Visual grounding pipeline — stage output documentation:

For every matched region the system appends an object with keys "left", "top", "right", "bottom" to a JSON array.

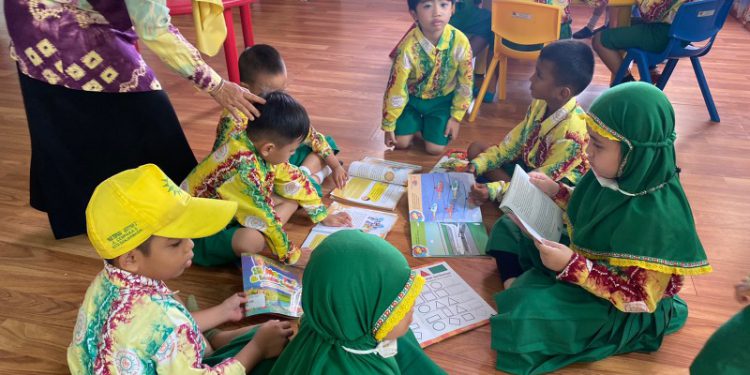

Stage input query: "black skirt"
[{"left": 18, "top": 71, "right": 198, "bottom": 239}]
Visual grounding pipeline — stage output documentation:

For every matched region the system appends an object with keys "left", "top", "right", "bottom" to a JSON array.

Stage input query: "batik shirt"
[
  {"left": 182, "top": 113, "right": 328, "bottom": 265},
  {"left": 470, "top": 98, "right": 590, "bottom": 201},
  {"left": 7, "top": 0, "right": 221, "bottom": 93},
  {"left": 595, "top": 0, "right": 690, "bottom": 23},
  {"left": 67, "top": 263, "right": 244, "bottom": 374},
  {"left": 550, "top": 184, "right": 684, "bottom": 313},
  {"left": 533, "top": 0, "right": 573, "bottom": 24},
  {"left": 382, "top": 24, "right": 473, "bottom": 131},
  {"left": 212, "top": 110, "right": 335, "bottom": 161}
]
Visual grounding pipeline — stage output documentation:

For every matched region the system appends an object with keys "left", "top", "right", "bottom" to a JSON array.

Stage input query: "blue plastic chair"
[{"left": 612, "top": 0, "right": 734, "bottom": 122}]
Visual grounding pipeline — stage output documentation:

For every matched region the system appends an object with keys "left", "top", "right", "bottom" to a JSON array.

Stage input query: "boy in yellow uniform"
[
  {"left": 215, "top": 44, "right": 348, "bottom": 195},
  {"left": 68, "top": 164, "right": 293, "bottom": 374},
  {"left": 468, "top": 40, "right": 594, "bottom": 204},
  {"left": 382, "top": 0, "right": 473, "bottom": 155},
  {"left": 183, "top": 92, "right": 351, "bottom": 266}
]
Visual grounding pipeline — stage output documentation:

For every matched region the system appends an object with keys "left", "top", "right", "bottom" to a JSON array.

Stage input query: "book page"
[
  {"left": 330, "top": 176, "right": 405, "bottom": 210},
  {"left": 410, "top": 262, "right": 496, "bottom": 347},
  {"left": 499, "top": 165, "right": 563, "bottom": 242},
  {"left": 348, "top": 159, "right": 420, "bottom": 186},
  {"left": 301, "top": 203, "right": 398, "bottom": 248}
]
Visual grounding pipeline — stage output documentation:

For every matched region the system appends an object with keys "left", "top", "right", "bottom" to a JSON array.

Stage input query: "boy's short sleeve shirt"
[{"left": 67, "top": 264, "right": 245, "bottom": 374}]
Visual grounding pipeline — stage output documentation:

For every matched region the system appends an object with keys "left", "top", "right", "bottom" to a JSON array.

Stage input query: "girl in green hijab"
[
  {"left": 269, "top": 229, "right": 446, "bottom": 375},
  {"left": 489, "top": 82, "right": 711, "bottom": 374}
]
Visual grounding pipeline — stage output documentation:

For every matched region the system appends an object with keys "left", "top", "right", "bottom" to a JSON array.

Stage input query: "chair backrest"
[
  {"left": 669, "top": 0, "right": 731, "bottom": 42},
  {"left": 491, "top": 0, "right": 561, "bottom": 59}
]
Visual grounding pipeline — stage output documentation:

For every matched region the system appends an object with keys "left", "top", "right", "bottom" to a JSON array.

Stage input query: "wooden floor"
[{"left": 1, "top": 1, "right": 749, "bottom": 373}]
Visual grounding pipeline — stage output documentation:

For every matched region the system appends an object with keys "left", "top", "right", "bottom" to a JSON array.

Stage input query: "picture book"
[
  {"left": 499, "top": 165, "right": 564, "bottom": 242},
  {"left": 301, "top": 202, "right": 398, "bottom": 249},
  {"left": 241, "top": 254, "right": 303, "bottom": 318},
  {"left": 407, "top": 172, "right": 488, "bottom": 257},
  {"left": 430, "top": 148, "right": 470, "bottom": 173},
  {"left": 410, "top": 262, "right": 497, "bottom": 347},
  {"left": 331, "top": 157, "right": 422, "bottom": 210}
]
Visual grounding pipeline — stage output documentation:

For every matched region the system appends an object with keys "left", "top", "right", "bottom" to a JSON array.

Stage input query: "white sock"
[
  {"left": 299, "top": 166, "right": 312, "bottom": 176},
  {"left": 313, "top": 166, "right": 332, "bottom": 183}
]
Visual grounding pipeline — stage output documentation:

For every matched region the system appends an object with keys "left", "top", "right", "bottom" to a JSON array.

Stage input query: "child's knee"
[
  {"left": 424, "top": 142, "right": 446, "bottom": 155},
  {"left": 468, "top": 141, "right": 489, "bottom": 159},
  {"left": 394, "top": 135, "right": 413, "bottom": 150},
  {"left": 232, "top": 228, "right": 265, "bottom": 255}
]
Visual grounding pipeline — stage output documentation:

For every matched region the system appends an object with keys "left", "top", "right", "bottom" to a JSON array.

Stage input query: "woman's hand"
[{"left": 210, "top": 80, "right": 266, "bottom": 122}]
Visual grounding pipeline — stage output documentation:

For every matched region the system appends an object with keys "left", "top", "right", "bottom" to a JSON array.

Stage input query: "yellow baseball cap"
[{"left": 86, "top": 164, "right": 238, "bottom": 259}]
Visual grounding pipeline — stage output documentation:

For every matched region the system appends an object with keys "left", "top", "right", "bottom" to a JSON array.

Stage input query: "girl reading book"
[{"left": 488, "top": 82, "right": 712, "bottom": 374}]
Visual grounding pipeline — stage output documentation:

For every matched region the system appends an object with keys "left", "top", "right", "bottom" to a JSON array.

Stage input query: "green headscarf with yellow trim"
[
  {"left": 269, "top": 230, "right": 425, "bottom": 374},
  {"left": 567, "top": 82, "right": 711, "bottom": 275}
]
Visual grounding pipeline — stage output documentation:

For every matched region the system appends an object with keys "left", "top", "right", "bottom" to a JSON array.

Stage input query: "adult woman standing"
[{"left": 5, "top": 0, "right": 263, "bottom": 239}]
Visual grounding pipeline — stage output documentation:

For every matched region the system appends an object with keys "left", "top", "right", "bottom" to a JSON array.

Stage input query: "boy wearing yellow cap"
[{"left": 67, "top": 164, "right": 294, "bottom": 374}]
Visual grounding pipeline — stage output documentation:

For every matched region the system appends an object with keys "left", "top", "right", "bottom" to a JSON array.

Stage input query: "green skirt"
[
  {"left": 204, "top": 327, "right": 445, "bottom": 375},
  {"left": 490, "top": 231, "right": 688, "bottom": 375},
  {"left": 690, "top": 305, "right": 750, "bottom": 375}
]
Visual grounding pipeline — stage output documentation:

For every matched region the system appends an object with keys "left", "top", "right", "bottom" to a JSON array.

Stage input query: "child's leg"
[
  {"left": 393, "top": 99, "right": 423, "bottom": 150},
  {"left": 421, "top": 95, "right": 454, "bottom": 155},
  {"left": 229, "top": 195, "right": 299, "bottom": 257},
  {"left": 587, "top": 3, "right": 606, "bottom": 29},
  {"left": 193, "top": 225, "right": 253, "bottom": 266},
  {"left": 271, "top": 194, "right": 299, "bottom": 224}
]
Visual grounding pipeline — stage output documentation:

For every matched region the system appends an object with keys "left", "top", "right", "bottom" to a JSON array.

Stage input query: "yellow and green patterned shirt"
[
  {"left": 181, "top": 113, "right": 328, "bottom": 265},
  {"left": 68, "top": 263, "right": 244, "bottom": 374},
  {"left": 382, "top": 24, "right": 474, "bottom": 131},
  {"left": 471, "top": 98, "right": 590, "bottom": 201}
]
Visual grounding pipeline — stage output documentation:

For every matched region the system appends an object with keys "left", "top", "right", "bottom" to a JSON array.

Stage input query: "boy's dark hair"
[
  {"left": 539, "top": 40, "right": 595, "bottom": 96},
  {"left": 246, "top": 91, "right": 309, "bottom": 145},
  {"left": 408, "top": 0, "right": 456, "bottom": 11},
  {"left": 238, "top": 44, "right": 285, "bottom": 85}
]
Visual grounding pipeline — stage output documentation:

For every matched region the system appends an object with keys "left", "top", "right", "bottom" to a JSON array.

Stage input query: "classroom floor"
[{"left": 1, "top": 1, "right": 749, "bottom": 374}]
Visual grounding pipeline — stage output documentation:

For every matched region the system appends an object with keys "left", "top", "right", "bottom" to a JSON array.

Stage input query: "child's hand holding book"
[
  {"left": 469, "top": 183, "right": 489, "bottom": 206},
  {"left": 322, "top": 211, "right": 353, "bottom": 227},
  {"left": 528, "top": 172, "right": 560, "bottom": 197}
]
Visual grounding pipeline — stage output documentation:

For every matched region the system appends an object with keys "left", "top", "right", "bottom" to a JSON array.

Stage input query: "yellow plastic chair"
[{"left": 469, "top": 0, "right": 561, "bottom": 122}]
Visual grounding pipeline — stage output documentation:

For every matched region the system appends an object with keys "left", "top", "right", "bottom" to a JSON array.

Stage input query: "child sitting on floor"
[
  {"left": 467, "top": 39, "right": 593, "bottom": 207},
  {"left": 67, "top": 164, "right": 293, "bottom": 374},
  {"left": 489, "top": 83, "right": 712, "bottom": 374},
  {"left": 382, "top": 0, "right": 473, "bottom": 155},
  {"left": 214, "top": 44, "right": 348, "bottom": 195},
  {"left": 268, "top": 230, "right": 446, "bottom": 375},
  {"left": 182, "top": 92, "right": 352, "bottom": 267}
]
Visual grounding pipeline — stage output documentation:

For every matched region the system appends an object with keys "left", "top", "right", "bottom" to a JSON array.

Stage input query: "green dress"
[
  {"left": 690, "top": 305, "right": 750, "bottom": 375},
  {"left": 490, "top": 82, "right": 711, "bottom": 374}
]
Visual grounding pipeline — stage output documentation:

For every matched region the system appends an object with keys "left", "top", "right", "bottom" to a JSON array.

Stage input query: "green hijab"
[
  {"left": 269, "top": 230, "right": 425, "bottom": 374},
  {"left": 567, "top": 82, "right": 711, "bottom": 275}
]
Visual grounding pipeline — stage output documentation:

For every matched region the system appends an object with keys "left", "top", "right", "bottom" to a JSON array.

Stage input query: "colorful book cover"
[
  {"left": 407, "top": 172, "right": 488, "bottom": 257},
  {"left": 430, "top": 148, "right": 470, "bottom": 173},
  {"left": 410, "top": 262, "right": 497, "bottom": 347},
  {"left": 241, "top": 254, "right": 303, "bottom": 318}
]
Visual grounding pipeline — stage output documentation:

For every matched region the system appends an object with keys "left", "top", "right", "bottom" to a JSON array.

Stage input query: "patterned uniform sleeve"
[
  {"left": 450, "top": 36, "right": 474, "bottom": 122},
  {"left": 154, "top": 325, "right": 245, "bottom": 374},
  {"left": 125, "top": 0, "right": 222, "bottom": 92},
  {"left": 216, "top": 170, "right": 300, "bottom": 265},
  {"left": 272, "top": 163, "right": 329, "bottom": 223},
  {"left": 470, "top": 120, "right": 526, "bottom": 176},
  {"left": 303, "top": 126, "right": 334, "bottom": 160},
  {"left": 381, "top": 48, "right": 413, "bottom": 132},
  {"left": 533, "top": 134, "right": 588, "bottom": 183},
  {"left": 557, "top": 253, "right": 684, "bottom": 313},
  {"left": 486, "top": 181, "right": 509, "bottom": 202},
  {"left": 212, "top": 113, "right": 245, "bottom": 151},
  {"left": 552, "top": 182, "right": 573, "bottom": 210}
]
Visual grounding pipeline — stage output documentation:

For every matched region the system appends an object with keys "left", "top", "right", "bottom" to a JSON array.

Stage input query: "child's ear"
[
  {"left": 558, "top": 86, "right": 573, "bottom": 101},
  {"left": 117, "top": 250, "right": 140, "bottom": 274},
  {"left": 259, "top": 142, "right": 276, "bottom": 158}
]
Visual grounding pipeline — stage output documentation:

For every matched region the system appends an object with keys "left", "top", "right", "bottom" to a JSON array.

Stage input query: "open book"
[
  {"left": 430, "top": 148, "right": 470, "bottom": 173},
  {"left": 241, "top": 254, "right": 302, "bottom": 318},
  {"left": 331, "top": 157, "right": 421, "bottom": 210},
  {"left": 407, "top": 173, "right": 488, "bottom": 257},
  {"left": 301, "top": 202, "right": 398, "bottom": 249},
  {"left": 410, "top": 262, "right": 497, "bottom": 347},
  {"left": 499, "top": 165, "right": 564, "bottom": 242}
]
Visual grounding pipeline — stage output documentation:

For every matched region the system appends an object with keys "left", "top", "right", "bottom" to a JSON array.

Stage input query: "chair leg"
[
  {"left": 612, "top": 54, "right": 633, "bottom": 86},
  {"left": 691, "top": 56, "right": 720, "bottom": 123},
  {"left": 469, "top": 54, "right": 500, "bottom": 122},
  {"left": 635, "top": 53, "right": 651, "bottom": 83},
  {"left": 498, "top": 56, "right": 508, "bottom": 101},
  {"left": 657, "top": 58, "right": 678, "bottom": 90},
  {"left": 223, "top": 9, "right": 240, "bottom": 83},
  {"left": 239, "top": 4, "right": 255, "bottom": 48}
]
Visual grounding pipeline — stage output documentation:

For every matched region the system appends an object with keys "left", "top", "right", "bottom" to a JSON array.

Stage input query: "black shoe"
[{"left": 572, "top": 27, "right": 594, "bottom": 39}]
